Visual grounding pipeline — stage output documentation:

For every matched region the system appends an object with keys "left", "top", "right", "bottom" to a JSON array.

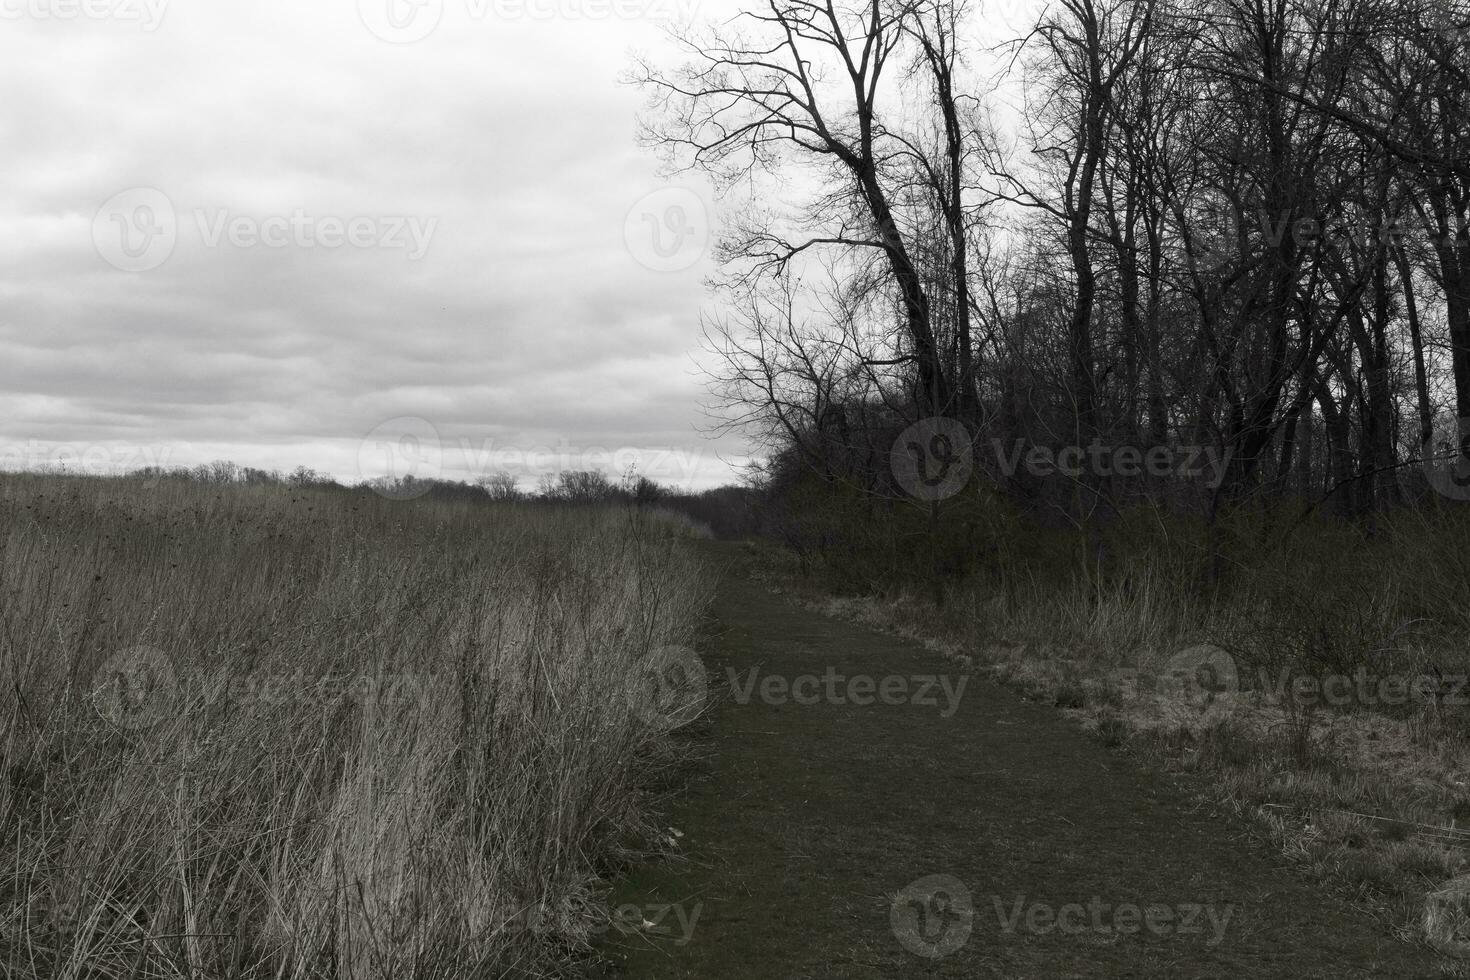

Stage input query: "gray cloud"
[{"left": 0, "top": 2, "right": 742, "bottom": 490}]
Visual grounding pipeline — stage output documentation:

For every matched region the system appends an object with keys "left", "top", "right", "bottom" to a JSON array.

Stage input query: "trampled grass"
[{"left": 0, "top": 472, "right": 711, "bottom": 978}]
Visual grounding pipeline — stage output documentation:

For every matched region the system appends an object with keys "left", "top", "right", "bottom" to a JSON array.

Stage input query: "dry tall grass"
[{"left": 0, "top": 472, "right": 711, "bottom": 979}]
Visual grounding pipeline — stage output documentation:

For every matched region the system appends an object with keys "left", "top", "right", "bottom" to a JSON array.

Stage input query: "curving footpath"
[{"left": 605, "top": 543, "right": 1446, "bottom": 979}]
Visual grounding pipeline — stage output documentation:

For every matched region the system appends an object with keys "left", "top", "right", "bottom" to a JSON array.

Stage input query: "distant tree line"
[{"left": 125, "top": 459, "right": 759, "bottom": 538}]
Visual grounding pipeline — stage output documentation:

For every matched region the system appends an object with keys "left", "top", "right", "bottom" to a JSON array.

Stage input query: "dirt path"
[{"left": 604, "top": 543, "right": 1446, "bottom": 979}]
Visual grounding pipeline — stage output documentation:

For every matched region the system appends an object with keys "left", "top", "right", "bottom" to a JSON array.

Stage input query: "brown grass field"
[{"left": 0, "top": 472, "right": 710, "bottom": 979}]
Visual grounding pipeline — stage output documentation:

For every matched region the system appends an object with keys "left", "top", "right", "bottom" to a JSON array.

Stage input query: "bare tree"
[{"left": 634, "top": 0, "right": 992, "bottom": 418}]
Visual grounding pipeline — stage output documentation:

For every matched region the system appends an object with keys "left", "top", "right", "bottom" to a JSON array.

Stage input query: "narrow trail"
[{"left": 606, "top": 543, "right": 1445, "bottom": 979}]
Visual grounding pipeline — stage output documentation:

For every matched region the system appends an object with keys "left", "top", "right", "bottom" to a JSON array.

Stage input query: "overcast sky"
[{"left": 1, "top": 0, "right": 738, "bottom": 491}]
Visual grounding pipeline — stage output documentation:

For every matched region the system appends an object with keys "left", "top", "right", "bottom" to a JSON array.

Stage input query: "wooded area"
[{"left": 635, "top": 0, "right": 1470, "bottom": 585}]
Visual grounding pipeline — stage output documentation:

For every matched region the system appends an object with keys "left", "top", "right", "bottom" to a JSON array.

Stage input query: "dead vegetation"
[{"left": 0, "top": 471, "right": 711, "bottom": 979}]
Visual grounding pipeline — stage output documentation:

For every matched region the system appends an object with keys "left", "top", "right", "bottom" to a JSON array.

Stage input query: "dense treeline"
[{"left": 635, "top": 0, "right": 1470, "bottom": 584}]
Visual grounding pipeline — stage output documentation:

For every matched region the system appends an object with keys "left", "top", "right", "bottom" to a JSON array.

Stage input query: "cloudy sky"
[{"left": 0, "top": 0, "right": 736, "bottom": 491}]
